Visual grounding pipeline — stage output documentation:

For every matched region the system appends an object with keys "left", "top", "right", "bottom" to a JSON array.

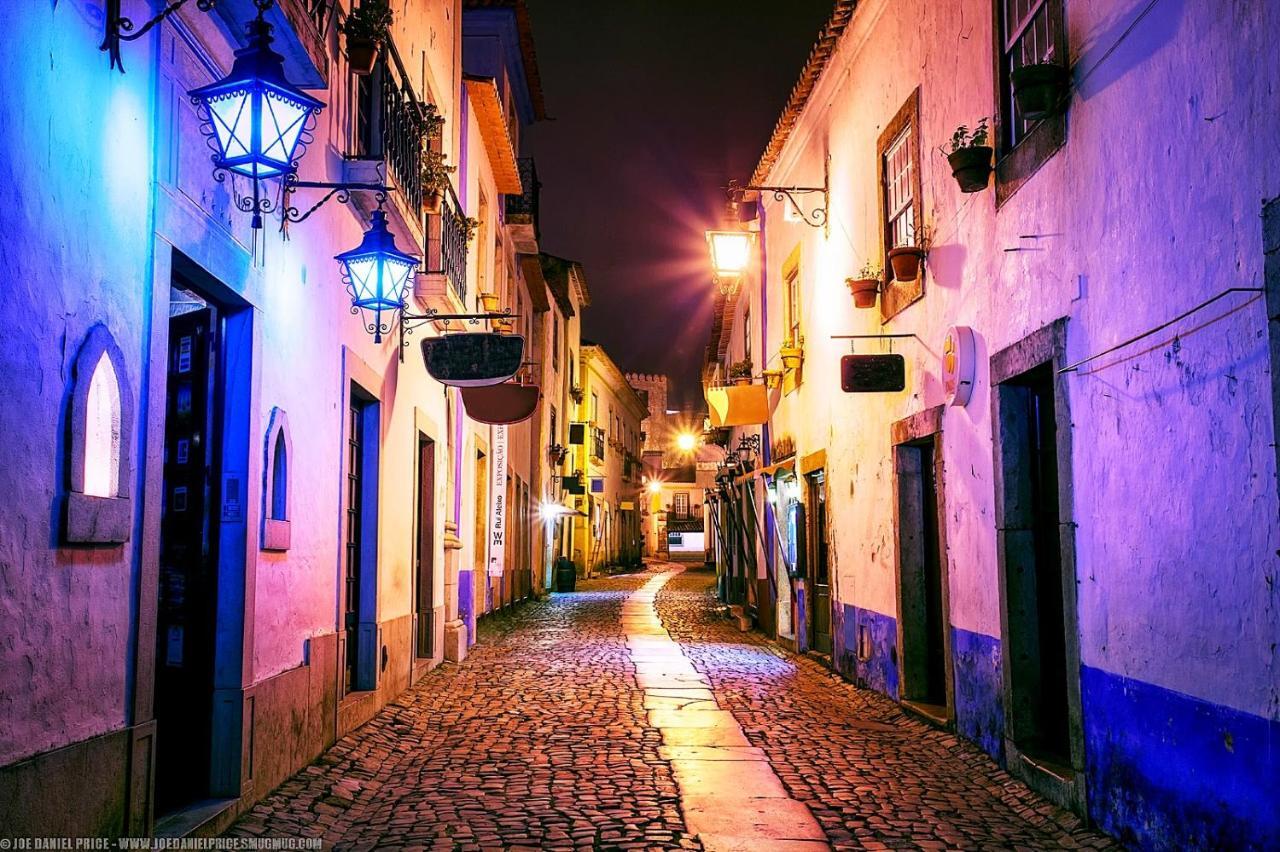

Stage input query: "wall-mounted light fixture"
[
  {"left": 101, "top": 0, "right": 216, "bottom": 73},
  {"left": 334, "top": 209, "right": 416, "bottom": 343},
  {"left": 735, "top": 433, "right": 762, "bottom": 470}
]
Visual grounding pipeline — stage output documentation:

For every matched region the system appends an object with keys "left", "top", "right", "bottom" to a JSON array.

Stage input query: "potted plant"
[
  {"left": 944, "top": 118, "right": 993, "bottom": 193},
  {"left": 478, "top": 292, "right": 501, "bottom": 314},
  {"left": 728, "top": 359, "right": 753, "bottom": 385},
  {"left": 888, "top": 225, "right": 929, "bottom": 283},
  {"left": 341, "top": 0, "right": 392, "bottom": 76},
  {"left": 456, "top": 213, "right": 480, "bottom": 244},
  {"left": 779, "top": 340, "right": 803, "bottom": 371},
  {"left": 846, "top": 260, "right": 882, "bottom": 308},
  {"left": 1011, "top": 62, "right": 1070, "bottom": 121},
  {"left": 421, "top": 149, "right": 455, "bottom": 215}
]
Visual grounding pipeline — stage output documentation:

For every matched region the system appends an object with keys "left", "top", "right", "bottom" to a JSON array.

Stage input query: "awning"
[
  {"left": 735, "top": 458, "right": 796, "bottom": 484},
  {"left": 464, "top": 75, "right": 522, "bottom": 194},
  {"left": 705, "top": 383, "right": 771, "bottom": 427}
]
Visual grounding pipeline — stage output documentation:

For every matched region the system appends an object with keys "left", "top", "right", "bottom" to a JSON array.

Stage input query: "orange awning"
[
  {"left": 705, "top": 384, "right": 771, "bottom": 427},
  {"left": 464, "top": 75, "right": 522, "bottom": 195}
]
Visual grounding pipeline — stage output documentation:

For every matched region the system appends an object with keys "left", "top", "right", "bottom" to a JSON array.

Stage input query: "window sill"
[
  {"left": 65, "top": 492, "right": 131, "bottom": 544},
  {"left": 995, "top": 113, "right": 1067, "bottom": 207},
  {"left": 262, "top": 518, "right": 292, "bottom": 552}
]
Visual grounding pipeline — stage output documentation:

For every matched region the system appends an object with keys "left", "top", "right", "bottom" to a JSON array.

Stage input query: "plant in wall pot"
[
  {"left": 1011, "top": 62, "right": 1070, "bottom": 121},
  {"left": 888, "top": 225, "right": 929, "bottom": 283},
  {"left": 944, "top": 118, "right": 993, "bottom": 193},
  {"left": 846, "top": 260, "right": 882, "bottom": 309},
  {"left": 779, "top": 340, "right": 803, "bottom": 371},
  {"left": 341, "top": 0, "right": 392, "bottom": 76},
  {"left": 421, "top": 149, "right": 455, "bottom": 214},
  {"left": 478, "top": 292, "right": 501, "bottom": 314},
  {"left": 728, "top": 358, "right": 753, "bottom": 385}
]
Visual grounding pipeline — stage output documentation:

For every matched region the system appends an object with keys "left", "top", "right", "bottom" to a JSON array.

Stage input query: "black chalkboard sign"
[
  {"left": 421, "top": 333, "right": 525, "bottom": 387},
  {"left": 841, "top": 354, "right": 906, "bottom": 392}
]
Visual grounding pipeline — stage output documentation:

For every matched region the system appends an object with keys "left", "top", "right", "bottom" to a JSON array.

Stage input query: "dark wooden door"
[
  {"left": 806, "top": 470, "right": 832, "bottom": 656},
  {"left": 155, "top": 305, "right": 218, "bottom": 814},
  {"left": 415, "top": 436, "right": 435, "bottom": 658}
]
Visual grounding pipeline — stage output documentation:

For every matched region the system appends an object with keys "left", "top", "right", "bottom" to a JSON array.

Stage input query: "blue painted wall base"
[
  {"left": 1082, "top": 666, "right": 1280, "bottom": 850},
  {"left": 834, "top": 604, "right": 898, "bottom": 700},
  {"left": 951, "top": 627, "right": 1004, "bottom": 763}
]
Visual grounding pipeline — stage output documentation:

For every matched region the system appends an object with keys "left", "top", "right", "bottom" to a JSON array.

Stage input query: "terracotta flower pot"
[
  {"left": 346, "top": 37, "right": 380, "bottom": 76},
  {"left": 947, "top": 146, "right": 993, "bottom": 193},
  {"left": 888, "top": 246, "right": 926, "bottom": 282},
  {"left": 479, "top": 292, "right": 501, "bottom": 314},
  {"left": 731, "top": 377, "right": 751, "bottom": 386},
  {"left": 424, "top": 190, "right": 442, "bottom": 215},
  {"left": 1011, "top": 63, "right": 1069, "bottom": 121},
  {"left": 846, "top": 277, "right": 880, "bottom": 309},
  {"left": 780, "top": 348, "right": 803, "bottom": 370}
]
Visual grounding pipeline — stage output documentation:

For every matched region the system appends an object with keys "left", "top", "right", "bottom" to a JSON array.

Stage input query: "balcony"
[
  {"left": 504, "top": 158, "right": 540, "bottom": 254},
  {"left": 345, "top": 41, "right": 430, "bottom": 253},
  {"left": 414, "top": 188, "right": 469, "bottom": 310}
]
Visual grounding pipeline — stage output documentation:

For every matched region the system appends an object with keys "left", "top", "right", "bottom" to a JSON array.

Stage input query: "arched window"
[
  {"left": 84, "top": 353, "right": 122, "bottom": 498},
  {"left": 262, "top": 408, "right": 292, "bottom": 550},
  {"left": 66, "top": 325, "right": 134, "bottom": 544}
]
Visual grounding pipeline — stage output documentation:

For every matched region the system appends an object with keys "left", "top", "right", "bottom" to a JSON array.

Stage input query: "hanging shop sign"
[
  {"left": 488, "top": 426, "right": 507, "bottom": 578},
  {"left": 461, "top": 382, "right": 540, "bottom": 424},
  {"left": 942, "top": 325, "right": 976, "bottom": 407},
  {"left": 840, "top": 354, "right": 906, "bottom": 393},
  {"left": 421, "top": 333, "right": 525, "bottom": 387}
]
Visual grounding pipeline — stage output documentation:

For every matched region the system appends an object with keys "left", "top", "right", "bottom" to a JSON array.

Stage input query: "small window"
[
  {"left": 84, "top": 353, "right": 122, "bottom": 498},
  {"left": 673, "top": 492, "right": 690, "bottom": 518},
  {"left": 270, "top": 431, "right": 288, "bottom": 520},
  {"left": 994, "top": 0, "right": 1067, "bottom": 202},
  {"left": 784, "top": 265, "right": 802, "bottom": 347},
  {"left": 262, "top": 407, "right": 292, "bottom": 550},
  {"left": 877, "top": 90, "right": 924, "bottom": 320},
  {"left": 66, "top": 325, "right": 134, "bottom": 544}
]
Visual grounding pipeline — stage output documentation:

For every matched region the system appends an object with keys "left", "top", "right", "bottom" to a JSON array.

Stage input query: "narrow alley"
[{"left": 226, "top": 565, "right": 1113, "bottom": 850}]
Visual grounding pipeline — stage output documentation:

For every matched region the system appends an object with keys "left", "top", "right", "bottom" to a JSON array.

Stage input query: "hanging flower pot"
[
  {"left": 1011, "top": 63, "right": 1070, "bottom": 121},
  {"left": 424, "top": 190, "right": 442, "bottom": 215},
  {"left": 947, "top": 146, "right": 993, "bottom": 193},
  {"left": 846, "top": 277, "right": 880, "bottom": 309},
  {"left": 346, "top": 36, "right": 380, "bottom": 75},
  {"left": 888, "top": 246, "right": 926, "bottom": 282},
  {"left": 780, "top": 345, "right": 803, "bottom": 371},
  {"left": 492, "top": 317, "right": 515, "bottom": 334},
  {"left": 478, "top": 292, "right": 501, "bottom": 314}
]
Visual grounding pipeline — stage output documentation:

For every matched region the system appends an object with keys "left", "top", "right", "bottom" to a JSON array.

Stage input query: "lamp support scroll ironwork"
[{"left": 102, "top": 0, "right": 219, "bottom": 72}]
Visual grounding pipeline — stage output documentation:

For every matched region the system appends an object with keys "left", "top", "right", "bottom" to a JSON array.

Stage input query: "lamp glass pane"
[
  {"left": 709, "top": 231, "right": 752, "bottom": 276},
  {"left": 207, "top": 90, "right": 253, "bottom": 163},
  {"left": 261, "top": 89, "right": 311, "bottom": 169}
]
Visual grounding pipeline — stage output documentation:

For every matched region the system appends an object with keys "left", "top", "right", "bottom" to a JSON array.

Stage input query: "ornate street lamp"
[
  {"left": 188, "top": 2, "right": 324, "bottom": 227},
  {"left": 335, "top": 210, "right": 417, "bottom": 343},
  {"left": 705, "top": 228, "right": 754, "bottom": 282}
]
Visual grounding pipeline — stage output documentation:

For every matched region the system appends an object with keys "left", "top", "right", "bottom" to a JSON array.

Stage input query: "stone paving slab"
[{"left": 658, "top": 745, "right": 768, "bottom": 762}]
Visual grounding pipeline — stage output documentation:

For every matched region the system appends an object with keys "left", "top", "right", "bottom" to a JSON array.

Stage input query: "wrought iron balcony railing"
[
  {"left": 504, "top": 158, "right": 540, "bottom": 238},
  {"left": 426, "top": 189, "right": 468, "bottom": 304},
  {"left": 354, "top": 41, "right": 427, "bottom": 215}
]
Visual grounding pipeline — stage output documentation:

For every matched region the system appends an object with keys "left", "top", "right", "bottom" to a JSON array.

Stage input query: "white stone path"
[{"left": 626, "top": 566, "right": 829, "bottom": 852}]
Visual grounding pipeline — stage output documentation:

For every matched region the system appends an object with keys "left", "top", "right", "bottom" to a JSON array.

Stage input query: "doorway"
[
  {"left": 344, "top": 385, "right": 379, "bottom": 695},
  {"left": 805, "top": 470, "right": 832, "bottom": 656},
  {"left": 414, "top": 434, "right": 435, "bottom": 659},
  {"left": 999, "top": 363, "right": 1071, "bottom": 762},
  {"left": 154, "top": 285, "right": 220, "bottom": 815},
  {"left": 894, "top": 433, "right": 952, "bottom": 720}
]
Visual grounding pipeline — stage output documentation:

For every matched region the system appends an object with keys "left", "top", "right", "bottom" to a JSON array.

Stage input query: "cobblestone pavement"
[
  {"left": 655, "top": 570, "right": 1118, "bottom": 851},
  {"left": 228, "top": 565, "right": 1118, "bottom": 850}
]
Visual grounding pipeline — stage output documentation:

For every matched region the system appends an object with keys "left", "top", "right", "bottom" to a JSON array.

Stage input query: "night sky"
[{"left": 524, "top": 1, "right": 836, "bottom": 408}]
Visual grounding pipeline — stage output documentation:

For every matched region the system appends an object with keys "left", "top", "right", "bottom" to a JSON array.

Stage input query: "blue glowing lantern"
[
  {"left": 336, "top": 211, "right": 418, "bottom": 342},
  {"left": 188, "top": 16, "right": 324, "bottom": 184}
]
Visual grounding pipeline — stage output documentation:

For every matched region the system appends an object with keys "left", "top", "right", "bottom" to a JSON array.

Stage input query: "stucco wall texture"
[{"left": 716, "top": 0, "right": 1279, "bottom": 845}]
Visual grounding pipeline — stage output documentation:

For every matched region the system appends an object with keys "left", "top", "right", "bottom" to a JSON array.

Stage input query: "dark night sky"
[{"left": 524, "top": 1, "right": 835, "bottom": 408}]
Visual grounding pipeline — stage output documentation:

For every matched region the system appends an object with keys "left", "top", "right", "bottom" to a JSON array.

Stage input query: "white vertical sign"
[{"left": 488, "top": 425, "right": 507, "bottom": 577}]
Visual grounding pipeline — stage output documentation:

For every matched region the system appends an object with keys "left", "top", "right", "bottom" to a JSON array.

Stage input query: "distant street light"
[{"left": 676, "top": 432, "right": 699, "bottom": 453}]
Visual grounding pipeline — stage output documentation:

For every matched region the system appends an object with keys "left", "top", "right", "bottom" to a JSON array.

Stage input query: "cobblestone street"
[{"left": 228, "top": 565, "right": 1115, "bottom": 850}]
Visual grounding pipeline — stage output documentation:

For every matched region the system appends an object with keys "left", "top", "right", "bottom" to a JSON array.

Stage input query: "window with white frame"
[{"left": 883, "top": 126, "right": 915, "bottom": 250}]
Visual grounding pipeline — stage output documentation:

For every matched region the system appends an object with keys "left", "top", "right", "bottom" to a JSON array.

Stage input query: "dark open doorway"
[
  {"left": 805, "top": 470, "right": 832, "bottom": 657},
  {"left": 414, "top": 434, "right": 436, "bottom": 660},
  {"left": 893, "top": 410, "right": 953, "bottom": 726},
  {"left": 154, "top": 284, "right": 220, "bottom": 815},
  {"left": 991, "top": 320, "right": 1085, "bottom": 812}
]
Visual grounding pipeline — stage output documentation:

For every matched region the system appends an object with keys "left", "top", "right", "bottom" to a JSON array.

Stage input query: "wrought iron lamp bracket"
[
  {"left": 397, "top": 309, "right": 519, "bottom": 361},
  {"left": 281, "top": 176, "right": 393, "bottom": 229},
  {"left": 102, "top": 0, "right": 220, "bottom": 72},
  {"left": 729, "top": 161, "right": 830, "bottom": 232}
]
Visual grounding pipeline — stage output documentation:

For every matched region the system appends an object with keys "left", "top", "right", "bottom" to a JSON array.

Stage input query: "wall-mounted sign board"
[
  {"left": 421, "top": 333, "right": 525, "bottom": 387},
  {"left": 840, "top": 354, "right": 906, "bottom": 392},
  {"left": 942, "top": 325, "right": 976, "bottom": 407}
]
